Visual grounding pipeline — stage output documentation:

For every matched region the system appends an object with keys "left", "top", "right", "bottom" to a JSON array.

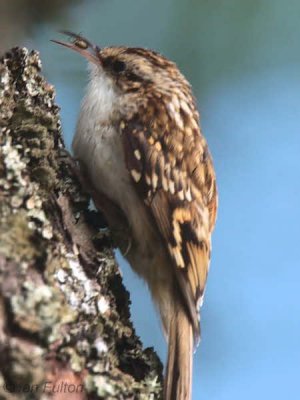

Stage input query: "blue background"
[{"left": 3, "top": 1, "right": 300, "bottom": 398}]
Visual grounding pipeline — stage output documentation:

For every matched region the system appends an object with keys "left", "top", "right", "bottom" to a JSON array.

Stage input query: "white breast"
[
  {"left": 73, "top": 66, "right": 127, "bottom": 205},
  {"left": 72, "top": 64, "right": 153, "bottom": 248}
]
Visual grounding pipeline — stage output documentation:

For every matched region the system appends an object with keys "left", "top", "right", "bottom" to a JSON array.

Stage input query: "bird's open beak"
[{"left": 51, "top": 30, "right": 101, "bottom": 65}]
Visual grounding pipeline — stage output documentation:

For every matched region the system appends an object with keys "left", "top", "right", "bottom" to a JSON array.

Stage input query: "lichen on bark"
[{"left": 0, "top": 47, "right": 163, "bottom": 400}]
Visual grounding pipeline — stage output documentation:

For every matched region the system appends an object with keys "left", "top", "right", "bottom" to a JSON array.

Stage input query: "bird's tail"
[{"left": 164, "top": 303, "right": 194, "bottom": 400}]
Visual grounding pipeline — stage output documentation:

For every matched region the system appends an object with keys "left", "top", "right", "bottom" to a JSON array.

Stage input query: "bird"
[{"left": 52, "top": 31, "right": 218, "bottom": 400}]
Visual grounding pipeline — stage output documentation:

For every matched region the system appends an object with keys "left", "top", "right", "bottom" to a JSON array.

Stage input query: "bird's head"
[{"left": 52, "top": 31, "right": 192, "bottom": 102}]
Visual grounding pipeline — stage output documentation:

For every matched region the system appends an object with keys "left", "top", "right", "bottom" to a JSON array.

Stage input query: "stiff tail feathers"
[{"left": 164, "top": 304, "right": 194, "bottom": 400}]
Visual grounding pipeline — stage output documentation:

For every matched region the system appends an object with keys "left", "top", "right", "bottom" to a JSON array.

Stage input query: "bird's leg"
[
  {"left": 58, "top": 149, "right": 130, "bottom": 249},
  {"left": 90, "top": 189, "right": 133, "bottom": 256},
  {"left": 66, "top": 159, "right": 133, "bottom": 255}
]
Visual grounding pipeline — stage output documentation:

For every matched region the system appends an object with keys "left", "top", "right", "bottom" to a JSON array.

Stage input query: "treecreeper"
[{"left": 53, "top": 31, "right": 218, "bottom": 400}]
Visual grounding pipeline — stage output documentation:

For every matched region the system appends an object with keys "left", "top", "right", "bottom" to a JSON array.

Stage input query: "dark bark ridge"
[{"left": 0, "top": 47, "right": 162, "bottom": 400}]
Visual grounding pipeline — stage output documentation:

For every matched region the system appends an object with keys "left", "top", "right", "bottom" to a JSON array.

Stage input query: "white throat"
[{"left": 80, "top": 63, "right": 118, "bottom": 124}]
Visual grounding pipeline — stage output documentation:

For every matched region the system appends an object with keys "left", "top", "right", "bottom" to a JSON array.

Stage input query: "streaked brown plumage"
[{"left": 53, "top": 31, "right": 217, "bottom": 400}]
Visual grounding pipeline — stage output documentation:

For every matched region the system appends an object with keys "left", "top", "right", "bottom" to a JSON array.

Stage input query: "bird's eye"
[{"left": 112, "top": 60, "right": 126, "bottom": 73}]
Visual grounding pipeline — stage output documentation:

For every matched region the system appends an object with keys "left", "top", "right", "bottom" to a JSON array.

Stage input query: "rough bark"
[{"left": 0, "top": 47, "right": 163, "bottom": 400}]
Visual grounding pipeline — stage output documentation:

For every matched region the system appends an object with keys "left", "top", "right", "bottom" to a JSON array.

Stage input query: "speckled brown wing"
[{"left": 120, "top": 104, "right": 217, "bottom": 341}]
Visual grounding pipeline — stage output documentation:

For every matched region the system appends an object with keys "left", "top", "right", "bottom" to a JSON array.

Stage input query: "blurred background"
[{"left": 1, "top": 0, "right": 299, "bottom": 399}]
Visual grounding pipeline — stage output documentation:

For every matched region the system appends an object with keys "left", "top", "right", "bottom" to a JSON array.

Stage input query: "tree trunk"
[{"left": 0, "top": 47, "right": 162, "bottom": 400}]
